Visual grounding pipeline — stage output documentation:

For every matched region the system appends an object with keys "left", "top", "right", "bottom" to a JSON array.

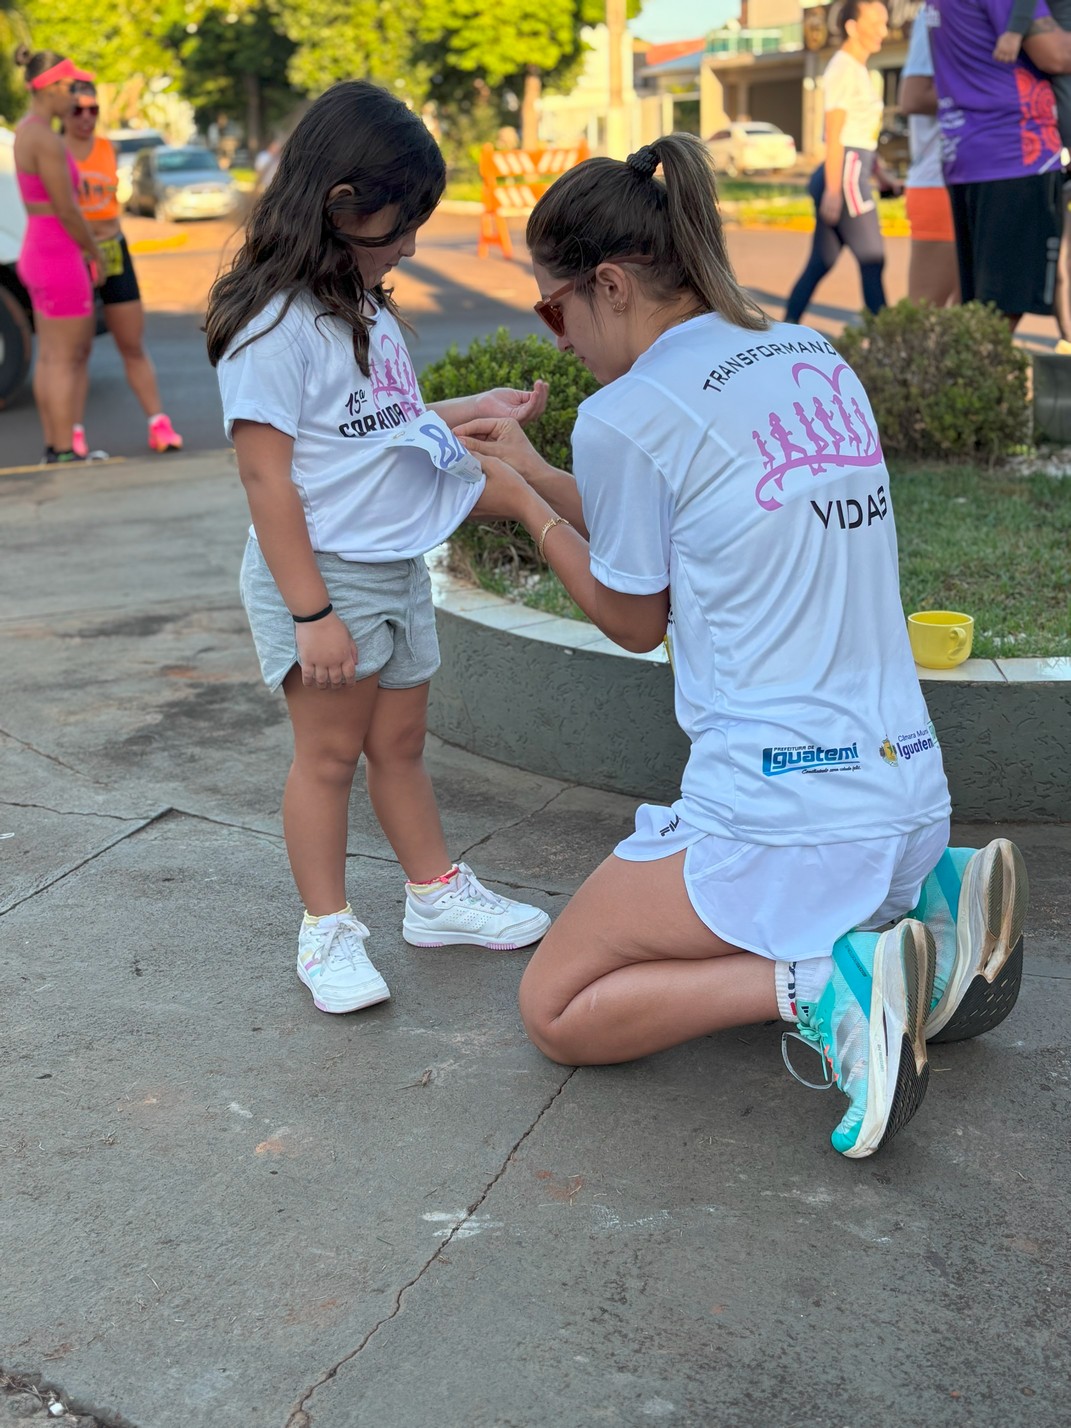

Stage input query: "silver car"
[{"left": 128, "top": 145, "right": 238, "bottom": 222}]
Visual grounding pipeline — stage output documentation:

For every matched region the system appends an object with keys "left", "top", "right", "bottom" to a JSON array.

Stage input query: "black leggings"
[{"left": 785, "top": 152, "right": 887, "bottom": 324}]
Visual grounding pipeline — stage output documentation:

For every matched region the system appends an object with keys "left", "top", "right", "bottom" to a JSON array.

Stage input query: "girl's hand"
[
  {"left": 467, "top": 453, "right": 531, "bottom": 522},
  {"left": 474, "top": 380, "right": 549, "bottom": 426},
  {"left": 819, "top": 188, "right": 843, "bottom": 226},
  {"left": 455, "top": 416, "right": 543, "bottom": 480},
  {"left": 295, "top": 613, "right": 358, "bottom": 690}
]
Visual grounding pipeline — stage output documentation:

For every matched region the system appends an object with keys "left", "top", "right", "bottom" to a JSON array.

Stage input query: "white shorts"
[{"left": 614, "top": 804, "right": 951, "bottom": 963}]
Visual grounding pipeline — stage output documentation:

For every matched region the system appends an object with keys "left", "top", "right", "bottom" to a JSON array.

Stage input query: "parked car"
[
  {"left": 0, "top": 126, "right": 32, "bottom": 408},
  {"left": 706, "top": 121, "right": 798, "bottom": 177},
  {"left": 127, "top": 145, "right": 239, "bottom": 222},
  {"left": 108, "top": 128, "right": 167, "bottom": 207}
]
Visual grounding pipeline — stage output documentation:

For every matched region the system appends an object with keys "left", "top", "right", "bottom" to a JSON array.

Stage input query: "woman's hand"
[
  {"left": 295, "top": 613, "right": 358, "bottom": 690},
  {"left": 466, "top": 453, "right": 532, "bottom": 523},
  {"left": 819, "top": 187, "right": 843, "bottom": 226},
  {"left": 474, "top": 380, "right": 549, "bottom": 426},
  {"left": 455, "top": 416, "right": 544, "bottom": 481}
]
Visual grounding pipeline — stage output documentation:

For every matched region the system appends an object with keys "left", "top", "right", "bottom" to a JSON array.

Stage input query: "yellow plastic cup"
[{"left": 907, "top": 610, "right": 974, "bottom": 669}]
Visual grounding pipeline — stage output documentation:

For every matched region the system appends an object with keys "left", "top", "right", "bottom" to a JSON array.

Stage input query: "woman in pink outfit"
[{"left": 12, "top": 46, "right": 105, "bottom": 464}]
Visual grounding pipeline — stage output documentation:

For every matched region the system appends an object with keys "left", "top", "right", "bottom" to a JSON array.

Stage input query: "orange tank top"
[{"left": 73, "top": 135, "right": 119, "bottom": 221}]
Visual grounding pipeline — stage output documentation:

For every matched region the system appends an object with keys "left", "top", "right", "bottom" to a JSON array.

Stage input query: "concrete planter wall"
[{"left": 428, "top": 559, "right": 1071, "bottom": 821}]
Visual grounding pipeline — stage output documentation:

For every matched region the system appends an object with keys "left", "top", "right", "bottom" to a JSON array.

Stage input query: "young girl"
[
  {"left": 205, "top": 81, "right": 551, "bottom": 1015},
  {"left": 459, "top": 134, "right": 1028, "bottom": 1160},
  {"left": 12, "top": 47, "right": 106, "bottom": 464},
  {"left": 64, "top": 80, "right": 183, "bottom": 456}
]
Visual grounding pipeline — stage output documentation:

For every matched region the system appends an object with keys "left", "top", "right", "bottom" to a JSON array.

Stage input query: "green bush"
[
  {"left": 836, "top": 300, "right": 1030, "bottom": 464},
  {"left": 420, "top": 327, "right": 598, "bottom": 577}
]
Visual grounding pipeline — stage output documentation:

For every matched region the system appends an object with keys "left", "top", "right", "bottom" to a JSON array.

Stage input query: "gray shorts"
[{"left": 239, "top": 536, "right": 440, "bottom": 692}]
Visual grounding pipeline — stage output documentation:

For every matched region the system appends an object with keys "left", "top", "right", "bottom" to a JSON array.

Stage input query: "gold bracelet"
[{"left": 537, "top": 516, "right": 571, "bottom": 563}]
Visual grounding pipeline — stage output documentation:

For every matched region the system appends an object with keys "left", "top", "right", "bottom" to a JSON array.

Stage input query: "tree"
[
  {"left": 163, "top": 1, "right": 298, "bottom": 151},
  {"left": 420, "top": 0, "right": 634, "bottom": 151},
  {"left": 19, "top": 0, "right": 175, "bottom": 89},
  {"left": 271, "top": 0, "right": 428, "bottom": 105}
]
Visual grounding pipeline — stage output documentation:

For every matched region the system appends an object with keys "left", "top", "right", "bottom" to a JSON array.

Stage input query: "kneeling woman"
[{"left": 461, "top": 134, "right": 1026, "bottom": 1160}]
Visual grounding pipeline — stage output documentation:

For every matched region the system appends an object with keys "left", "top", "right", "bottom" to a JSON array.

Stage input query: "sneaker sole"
[
  {"left": 927, "top": 840, "right": 1027, "bottom": 1043},
  {"left": 295, "top": 962, "right": 390, "bottom": 1014},
  {"left": 402, "top": 912, "right": 551, "bottom": 951},
  {"left": 846, "top": 921, "right": 932, "bottom": 1159}
]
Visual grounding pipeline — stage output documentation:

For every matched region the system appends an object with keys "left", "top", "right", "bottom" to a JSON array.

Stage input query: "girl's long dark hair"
[
  {"left": 527, "top": 133, "right": 768, "bottom": 334},
  {"left": 206, "top": 81, "right": 446, "bottom": 372}
]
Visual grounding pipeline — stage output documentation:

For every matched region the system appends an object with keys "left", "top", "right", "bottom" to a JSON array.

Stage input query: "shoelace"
[
  {"left": 446, "top": 865, "right": 511, "bottom": 913},
  {"left": 781, "top": 1029, "right": 836, "bottom": 1092},
  {"left": 315, "top": 915, "right": 371, "bottom": 970}
]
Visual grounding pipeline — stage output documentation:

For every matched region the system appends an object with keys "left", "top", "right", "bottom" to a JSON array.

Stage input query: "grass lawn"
[{"left": 456, "top": 464, "right": 1071, "bottom": 659}]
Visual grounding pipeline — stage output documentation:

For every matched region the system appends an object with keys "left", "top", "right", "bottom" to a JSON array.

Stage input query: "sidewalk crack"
[
  {"left": 283, "top": 1067, "right": 577, "bottom": 1428},
  {"left": 1, "top": 799, "right": 143, "bottom": 822},
  {"left": 0, "top": 725, "right": 102, "bottom": 782},
  {"left": 457, "top": 780, "right": 578, "bottom": 876}
]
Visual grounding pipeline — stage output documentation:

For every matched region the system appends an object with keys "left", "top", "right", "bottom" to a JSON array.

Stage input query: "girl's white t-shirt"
[
  {"left": 573, "top": 313, "right": 951, "bottom": 847},
  {"left": 823, "top": 49, "right": 884, "bottom": 151},
  {"left": 217, "top": 292, "right": 484, "bottom": 561}
]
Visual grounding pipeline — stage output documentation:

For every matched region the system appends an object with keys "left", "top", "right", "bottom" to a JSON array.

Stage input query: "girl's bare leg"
[
  {"left": 362, "top": 682, "right": 450, "bottom": 883},
  {"left": 32, "top": 315, "right": 94, "bottom": 450},
  {"left": 519, "top": 851, "right": 779, "bottom": 1066},
  {"left": 281, "top": 667, "right": 381, "bottom": 915}
]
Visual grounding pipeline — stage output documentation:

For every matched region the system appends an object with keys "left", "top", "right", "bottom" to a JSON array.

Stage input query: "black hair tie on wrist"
[
  {"left": 626, "top": 146, "right": 660, "bottom": 179},
  {"left": 292, "top": 603, "right": 333, "bottom": 623}
]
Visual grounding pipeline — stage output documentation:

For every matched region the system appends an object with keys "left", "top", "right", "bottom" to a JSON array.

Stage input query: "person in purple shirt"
[{"left": 927, "top": 0, "right": 1071, "bottom": 325}]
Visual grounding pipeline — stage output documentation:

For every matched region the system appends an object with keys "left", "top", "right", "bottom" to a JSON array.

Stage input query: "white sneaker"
[
  {"left": 295, "top": 908, "right": 390, "bottom": 1013},
  {"left": 402, "top": 863, "right": 551, "bottom": 950}
]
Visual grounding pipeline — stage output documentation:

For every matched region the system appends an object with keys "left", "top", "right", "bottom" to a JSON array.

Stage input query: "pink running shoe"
[
  {"left": 71, "top": 424, "right": 89, "bottom": 459},
  {"left": 148, "top": 413, "right": 183, "bottom": 453}
]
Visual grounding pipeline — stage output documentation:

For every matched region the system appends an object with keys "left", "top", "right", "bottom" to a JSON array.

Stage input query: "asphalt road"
[{"left": 2, "top": 206, "right": 1060, "bottom": 469}]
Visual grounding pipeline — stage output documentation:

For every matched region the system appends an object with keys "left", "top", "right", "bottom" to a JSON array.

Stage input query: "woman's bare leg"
[
  {"left": 907, "top": 239, "right": 960, "bottom": 307},
  {"left": 105, "top": 300, "right": 164, "bottom": 415},
  {"left": 32, "top": 315, "right": 94, "bottom": 450},
  {"left": 362, "top": 682, "right": 450, "bottom": 883},
  {"left": 281, "top": 667, "right": 381, "bottom": 915},
  {"left": 519, "top": 851, "right": 778, "bottom": 1066}
]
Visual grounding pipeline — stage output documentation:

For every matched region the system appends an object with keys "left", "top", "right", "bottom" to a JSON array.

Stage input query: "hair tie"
[{"left": 626, "top": 147, "right": 659, "bottom": 180}]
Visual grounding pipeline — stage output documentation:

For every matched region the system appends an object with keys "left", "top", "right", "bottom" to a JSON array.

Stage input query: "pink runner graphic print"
[
  {"left": 369, "top": 334, "right": 423, "bottom": 421},
  {"left": 753, "top": 362, "right": 882, "bottom": 512}
]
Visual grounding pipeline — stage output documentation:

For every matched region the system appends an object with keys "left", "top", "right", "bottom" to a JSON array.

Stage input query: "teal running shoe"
[
  {"left": 913, "top": 840, "right": 1028, "bottom": 1043},
  {"left": 783, "top": 921, "right": 933, "bottom": 1158}
]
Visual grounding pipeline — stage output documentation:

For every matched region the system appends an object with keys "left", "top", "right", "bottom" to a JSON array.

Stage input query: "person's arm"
[
  {"left": 1023, "top": 14, "right": 1071, "bottom": 74},
  {"left": 34, "top": 133, "right": 103, "bottom": 269},
  {"left": 430, "top": 380, "right": 549, "bottom": 430},
  {"left": 898, "top": 73, "right": 937, "bottom": 116},
  {"left": 470, "top": 455, "right": 667, "bottom": 652},
  {"left": 232, "top": 419, "right": 358, "bottom": 688},
  {"left": 820, "top": 108, "right": 847, "bottom": 225},
  {"left": 456, "top": 415, "right": 588, "bottom": 533}
]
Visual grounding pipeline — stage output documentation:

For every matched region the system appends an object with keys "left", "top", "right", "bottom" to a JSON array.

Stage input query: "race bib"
[
  {"left": 99, "top": 237, "right": 124, "bottom": 279},
  {"left": 384, "top": 411, "right": 484, "bottom": 483}
]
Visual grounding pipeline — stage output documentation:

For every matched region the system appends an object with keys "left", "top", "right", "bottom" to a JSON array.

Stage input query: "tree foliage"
[{"left": 272, "top": 0, "right": 429, "bottom": 104}]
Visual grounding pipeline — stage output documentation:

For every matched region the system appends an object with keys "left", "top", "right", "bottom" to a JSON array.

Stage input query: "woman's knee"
[{"left": 518, "top": 970, "right": 592, "bottom": 1067}]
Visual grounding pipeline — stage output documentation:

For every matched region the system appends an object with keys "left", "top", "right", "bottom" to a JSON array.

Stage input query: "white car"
[
  {"left": 706, "top": 122, "right": 798, "bottom": 177},
  {"left": 0, "top": 126, "right": 32, "bottom": 408}
]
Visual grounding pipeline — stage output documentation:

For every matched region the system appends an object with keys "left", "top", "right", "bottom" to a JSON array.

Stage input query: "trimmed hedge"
[
  {"left": 420, "top": 328, "right": 598, "bottom": 576},
  {"left": 837, "top": 300, "right": 1030, "bottom": 464}
]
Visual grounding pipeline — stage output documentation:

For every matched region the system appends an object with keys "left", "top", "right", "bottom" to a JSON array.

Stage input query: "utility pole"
[{"left": 606, "top": 0, "right": 629, "bottom": 157}]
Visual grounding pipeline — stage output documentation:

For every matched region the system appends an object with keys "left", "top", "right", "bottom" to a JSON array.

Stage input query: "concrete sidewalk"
[{"left": 1, "top": 454, "right": 1069, "bottom": 1428}]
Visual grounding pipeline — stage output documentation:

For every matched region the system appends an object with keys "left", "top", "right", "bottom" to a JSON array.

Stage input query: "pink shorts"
[{"left": 17, "top": 216, "right": 93, "bottom": 320}]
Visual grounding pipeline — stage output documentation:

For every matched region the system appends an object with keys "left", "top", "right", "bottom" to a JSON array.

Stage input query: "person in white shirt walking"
[
  {"left": 206, "top": 81, "right": 552, "bottom": 1016},
  {"left": 461, "top": 134, "right": 1028, "bottom": 1160}
]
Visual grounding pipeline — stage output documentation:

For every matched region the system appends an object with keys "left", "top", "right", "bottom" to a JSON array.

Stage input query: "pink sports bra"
[{"left": 16, "top": 132, "right": 80, "bottom": 205}]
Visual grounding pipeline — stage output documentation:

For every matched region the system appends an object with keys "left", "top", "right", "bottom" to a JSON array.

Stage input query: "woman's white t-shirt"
[
  {"left": 216, "top": 293, "right": 483, "bottom": 560},
  {"left": 573, "top": 313, "right": 951, "bottom": 847},
  {"left": 823, "top": 49, "right": 884, "bottom": 151}
]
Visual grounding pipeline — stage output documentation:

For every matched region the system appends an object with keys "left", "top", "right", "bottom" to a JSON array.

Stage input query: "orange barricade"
[{"left": 477, "top": 140, "right": 590, "bottom": 259}]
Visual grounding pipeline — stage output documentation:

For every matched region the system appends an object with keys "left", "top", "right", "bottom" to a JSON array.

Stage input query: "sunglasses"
[
  {"left": 73, "top": 103, "right": 100, "bottom": 116},
  {"left": 533, "top": 254, "right": 654, "bottom": 337}
]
